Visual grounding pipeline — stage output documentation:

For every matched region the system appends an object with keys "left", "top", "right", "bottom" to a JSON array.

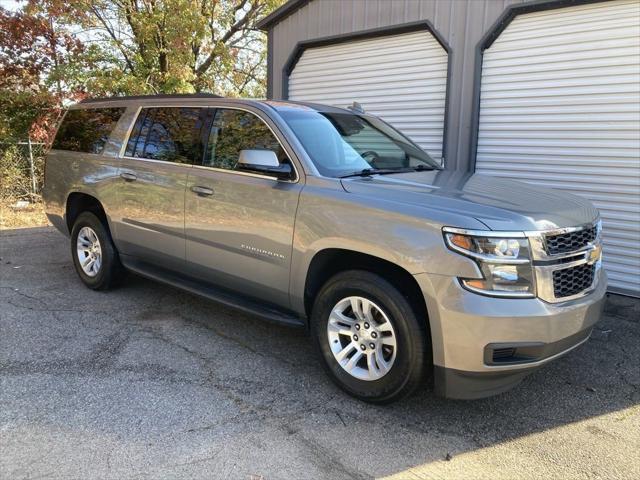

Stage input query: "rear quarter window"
[{"left": 52, "top": 107, "right": 125, "bottom": 154}]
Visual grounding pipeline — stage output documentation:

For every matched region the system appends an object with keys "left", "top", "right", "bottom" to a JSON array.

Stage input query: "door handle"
[
  {"left": 191, "top": 185, "right": 214, "bottom": 197},
  {"left": 120, "top": 172, "right": 137, "bottom": 182}
]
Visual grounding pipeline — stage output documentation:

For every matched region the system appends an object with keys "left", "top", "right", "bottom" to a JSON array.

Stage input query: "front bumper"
[{"left": 414, "top": 268, "right": 607, "bottom": 399}]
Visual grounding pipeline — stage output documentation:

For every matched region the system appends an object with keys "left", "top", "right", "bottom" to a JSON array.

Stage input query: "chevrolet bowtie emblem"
[{"left": 588, "top": 244, "right": 602, "bottom": 264}]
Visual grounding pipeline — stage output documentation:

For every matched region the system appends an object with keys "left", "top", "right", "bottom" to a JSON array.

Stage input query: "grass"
[{"left": 0, "top": 199, "right": 50, "bottom": 229}]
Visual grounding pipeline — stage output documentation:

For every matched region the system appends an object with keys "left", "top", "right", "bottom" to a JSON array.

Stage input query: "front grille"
[
  {"left": 553, "top": 263, "right": 595, "bottom": 298},
  {"left": 545, "top": 225, "right": 597, "bottom": 255}
]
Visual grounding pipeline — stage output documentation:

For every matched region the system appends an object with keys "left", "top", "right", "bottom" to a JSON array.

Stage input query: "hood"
[{"left": 341, "top": 170, "right": 599, "bottom": 231}]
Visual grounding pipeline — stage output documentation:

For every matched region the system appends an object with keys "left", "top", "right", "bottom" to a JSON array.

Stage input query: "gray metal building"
[{"left": 258, "top": 0, "right": 640, "bottom": 296}]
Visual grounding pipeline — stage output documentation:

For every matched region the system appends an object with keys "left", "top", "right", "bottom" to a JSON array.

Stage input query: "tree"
[
  {"left": 0, "top": 5, "right": 90, "bottom": 141},
  {"left": 31, "top": 0, "right": 283, "bottom": 97},
  {"left": 1, "top": 0, "right": 283, "bottom": 141}
]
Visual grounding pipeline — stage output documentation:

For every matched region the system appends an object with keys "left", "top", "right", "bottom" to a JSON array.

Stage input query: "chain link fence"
[{"left": 0, "top": 140, "right": 47, "bottom": 201}]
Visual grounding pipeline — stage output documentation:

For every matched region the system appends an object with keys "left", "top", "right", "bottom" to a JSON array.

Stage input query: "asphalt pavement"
[{"left": 1, "top": 226, "right": 638, "bottom": 480}]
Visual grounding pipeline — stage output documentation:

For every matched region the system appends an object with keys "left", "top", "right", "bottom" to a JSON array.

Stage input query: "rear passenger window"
[
  {"left": 125, "top": 107, "right": 204, "bottom": 164},
  {"left": 52, "top": 108, "right": 125, "bottom": 154},
  {"left": 204, "top": 109, "right": 286, "bottom": 170}
]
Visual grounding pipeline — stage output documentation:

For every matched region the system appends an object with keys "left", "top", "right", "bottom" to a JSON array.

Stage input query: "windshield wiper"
[
  {"left": 413, "top": 164, "right": 439, "bottom": 172},
  {"left": 340, "top": 164, "right": 440, "bottom": 178},
  {"left": 339, "top": 167, "right": 414, "bottom": 178}
]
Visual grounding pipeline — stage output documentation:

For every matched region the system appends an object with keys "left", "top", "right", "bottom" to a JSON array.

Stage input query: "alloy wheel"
[
  {"left": 327, "top": 296, "right": 397, "bottom": 381},
  {"left": 76, "top": 226, "right": 102, "bottom": 277}
]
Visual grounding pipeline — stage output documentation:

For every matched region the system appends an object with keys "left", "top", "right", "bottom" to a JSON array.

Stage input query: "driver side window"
[
  {"left": 344, "top": 123, "right": 406, "bottom": 167},
  {"left": 204, "top": 109, "right": 286, "bottom": 170}
]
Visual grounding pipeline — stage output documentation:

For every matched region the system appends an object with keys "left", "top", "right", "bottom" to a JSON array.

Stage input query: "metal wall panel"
[
  {"left": 476, "top": 0, "right": 640, "bottom": 295},
  {"left": 269, "top": 0, "right": 526, "bottom": 171},
  {"left": 288, "top": 31, "right": 448, "bottom": 160}
]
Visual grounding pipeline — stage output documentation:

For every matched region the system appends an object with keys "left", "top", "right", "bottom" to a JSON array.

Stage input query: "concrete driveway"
[{"left": 1, "top": 226, "right": 639, "bottom": 480}]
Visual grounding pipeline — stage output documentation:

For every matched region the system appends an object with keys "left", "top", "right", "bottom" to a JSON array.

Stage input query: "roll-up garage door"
[
  {"left": 476, "top": 0, "right": 640, "bottom": 296},
  {"left": 288, "top": 30, "right": 448, "bottom": 162}
]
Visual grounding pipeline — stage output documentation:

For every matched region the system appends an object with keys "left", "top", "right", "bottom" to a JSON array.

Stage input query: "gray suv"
[{"left": 43, "top": 94, "right": 606, "bottom": 403}]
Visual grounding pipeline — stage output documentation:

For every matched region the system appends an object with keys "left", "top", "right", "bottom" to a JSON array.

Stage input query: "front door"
[
  {"left": 184, "top": 107, "right": 303, "bottom": 307},
  {"left": 113, "top": 106, "right": 206, "bottom": 271}
]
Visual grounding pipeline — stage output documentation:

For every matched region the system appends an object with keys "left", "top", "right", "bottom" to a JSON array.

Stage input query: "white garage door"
[
  {"left": 288, "top": 30, "right": 448, "bottom": 162},
  {"left": 476, "top": 0, "right": 640, "bottom": 296}
]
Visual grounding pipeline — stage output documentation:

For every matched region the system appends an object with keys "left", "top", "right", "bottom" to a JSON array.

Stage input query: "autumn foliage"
[
  {"left": 0, "top": 6, "right": 87, "bottom": 142},
  {"left": 0, "top": 0, "right": 284, "bottom": 143}
]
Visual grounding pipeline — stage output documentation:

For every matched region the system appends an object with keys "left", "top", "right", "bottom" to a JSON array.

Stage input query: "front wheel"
[
  {"left": 311, "top": 270, "right": 429, "bottom": 403},
  {"left": 70, "top": 212, "right": 124, "bottom": 290}
]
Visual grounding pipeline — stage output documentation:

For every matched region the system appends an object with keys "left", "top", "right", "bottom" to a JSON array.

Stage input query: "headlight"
[{"left": 443, "top": 228, "right": 535, "bottom": 297}]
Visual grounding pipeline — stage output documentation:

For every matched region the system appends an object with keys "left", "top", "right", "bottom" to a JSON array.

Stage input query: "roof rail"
[{"left": 79, "top": 93, "right": 224, "bottom": 104}]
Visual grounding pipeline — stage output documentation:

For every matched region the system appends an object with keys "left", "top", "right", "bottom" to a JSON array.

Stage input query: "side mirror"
[{"left": 237, "top": 149, "right": 293, "bottom": 180}]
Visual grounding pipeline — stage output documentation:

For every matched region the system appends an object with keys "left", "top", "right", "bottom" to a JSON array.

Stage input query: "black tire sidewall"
[
  {"left": 311, "top": 271, "right": 426, "bottom": 403},
  {"left": 70, "top": 212, "right": 119, "bottom": 290}
]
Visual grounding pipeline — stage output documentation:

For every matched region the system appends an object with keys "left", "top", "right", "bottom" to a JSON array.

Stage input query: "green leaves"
[
  {"left": 74, "top": 0, "right": 281, "bottom": 96},
  {"left": 0, "top": 0, "right": 284, "bottom": 141}
]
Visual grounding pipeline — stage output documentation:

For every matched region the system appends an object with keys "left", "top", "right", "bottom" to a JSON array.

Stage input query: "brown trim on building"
[
  {"left": 257, "top": 0, "right": 310, "bottom": 30},
  {"left": 281, "top": 20, "right": 453, "bottom": 164}
]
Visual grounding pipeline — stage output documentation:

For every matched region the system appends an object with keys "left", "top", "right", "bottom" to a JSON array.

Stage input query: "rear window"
[
  {"left": 124, "top": 107, "right": 204, "bottom": 164},
  {"left": 52, "top": 108, "right": 125, "bottom": 154}
]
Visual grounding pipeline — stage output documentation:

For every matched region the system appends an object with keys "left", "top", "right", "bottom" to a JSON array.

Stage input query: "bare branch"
[
  {"left": 195, "top": 0, "right": 261, "bottom": 77},
  {"left": 88, "top": 5, "right": 135, "bottom": 72},
  {"left": 236, "top": 59, "right": 262, "bottom": 95}
]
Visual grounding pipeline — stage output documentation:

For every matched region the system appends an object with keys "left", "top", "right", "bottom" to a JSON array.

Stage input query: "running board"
[{"left": 122, "top": 257, "right": 306, "bottom": 329}]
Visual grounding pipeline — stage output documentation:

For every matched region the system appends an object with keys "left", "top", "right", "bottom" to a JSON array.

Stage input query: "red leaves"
[
  {"left": 0, "top": 6, "right": 88, "bottom": 141},
  {"left": 0, "top": 7, "right": 84, "bottom": 90}
]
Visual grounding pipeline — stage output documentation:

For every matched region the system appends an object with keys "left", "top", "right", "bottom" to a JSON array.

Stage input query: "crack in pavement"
[
  {"left": 3, "top": 227, "right": 639, "bottom": 480},
  {"left": 292, "top": 431, "right": 374, "bottom": 480}
]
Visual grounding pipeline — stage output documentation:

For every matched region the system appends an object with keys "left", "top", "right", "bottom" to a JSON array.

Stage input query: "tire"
[
  {"left": 70, "top": 211, "right": 124, "bottom": 290},
  {"left": 311, "top": 270, "right": 429, "bottom": 403}
]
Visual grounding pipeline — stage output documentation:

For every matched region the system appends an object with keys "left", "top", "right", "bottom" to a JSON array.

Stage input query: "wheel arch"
[
  {"left": 303, "top": 248, "right": 431, "bottom": 348},
  {"left": 65, "top": 192, "right": 110, "bottom": 234}
]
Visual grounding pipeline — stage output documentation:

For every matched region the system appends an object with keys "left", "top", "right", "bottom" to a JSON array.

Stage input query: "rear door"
[
  {"left": 184, "top": 107, "right": 303, "bottom": 307},
  {"left": 112, "top": 106, "right": 207, "bottom": 271}
]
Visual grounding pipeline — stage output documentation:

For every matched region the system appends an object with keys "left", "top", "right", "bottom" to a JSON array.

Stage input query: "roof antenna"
[{"left": 347, "top": 101, "right": 365, "bottom": 114}]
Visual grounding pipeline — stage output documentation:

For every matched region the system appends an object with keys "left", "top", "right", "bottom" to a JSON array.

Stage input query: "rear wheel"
[
  {"left": 311, "top": 270, "right": 428, "bottom": 403},
  {"left": 70, "top": 212, "right": 124, "bottom": 290}
]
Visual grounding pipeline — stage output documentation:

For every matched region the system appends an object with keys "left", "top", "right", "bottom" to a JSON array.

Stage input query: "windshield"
[{"left": 279, "top": 109, "right": 441, "bottom": 178}]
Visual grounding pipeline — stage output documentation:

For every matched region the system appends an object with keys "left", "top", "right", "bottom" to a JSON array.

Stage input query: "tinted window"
[
  {"left": 52, "top": 108, "right": 125, "bottom": 154},
  {"left": 125, "top": 107, "right": 204, "bottom": 164},
  {"left": 204, "top": 109, "right": 286, "bottom": 170}
]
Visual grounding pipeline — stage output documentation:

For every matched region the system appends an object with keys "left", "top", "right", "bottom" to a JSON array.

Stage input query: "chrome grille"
[
  {"left": 545, "top": 225, "right": 597, "bottom": 255},
  {"left": 552, "top": 263, "right": 596, "bottom": 298}
]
